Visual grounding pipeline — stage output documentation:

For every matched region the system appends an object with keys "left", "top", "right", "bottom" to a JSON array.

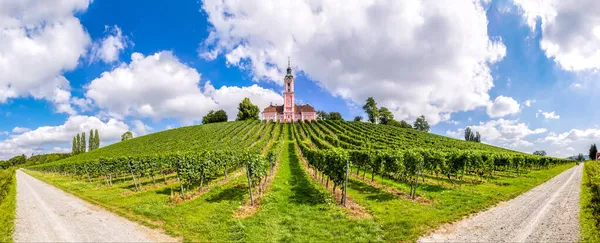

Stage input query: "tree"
[
  {"left": 577, "top": 153, "right": 585, "bottom": 161},
  {"left": 236, "top": 97, "right": 260, "bottom": 121},
  {"left": 353, "top": 116, "right": 363, "bottom": 122},
  {"left": 590, "top": 144, "right": 598, "bottom": 161},
  {"left": 75, "top": 134, "right": 81, "bottom": 154},
  {"left": 89, "top": 129, "right": 94, "bottom": 151},
  {"left": 464, "top": 127, "right": 473, "bottom": 141},
  {"left": 378, "top": 107, "right": 394, "bottom": 125},
  {"left": 533, "top": 150, "right": 547, "bottom": 156},
  {"left": 362, "top": 97, "right": 379, "bottom": 123},
  {"left": 95, "top": 129, "right": 100, "bottom": 149},
  {"left": 316, "top": 110, "right": 328, "bottom": 121},
  {"left": 475, "top": 132, "right": 481, "bottom": 143},
  {"left": 386, "top": 119, "right": 412, "bottom": 128},
  {"left": 81, "top": 132, "right": 86, "bottom": 153},
  {"left": 413, "top": 115, "right": 430, "bottom": 132},
  {"left": 72, "top": 136, "right": 77, "bottom": 154},
  {"left": 121, "top": 131, "right": 133, "bottom": 141},
  {"left": 8, "top": 154, "right": 26, "bottom": 166},
  {"left": 327, "top": 112, "right": 343, "bottom": 121},
  {"left": 203, "top": 109, "right": 228, "bottom": 124}
]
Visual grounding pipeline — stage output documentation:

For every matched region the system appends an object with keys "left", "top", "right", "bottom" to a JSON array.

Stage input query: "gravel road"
[
  {"left": 13, "top": 170, "right": 177, "bottom": 242},
  {"left": 420, "top": 164, "right": 582, "bottom": 242}
]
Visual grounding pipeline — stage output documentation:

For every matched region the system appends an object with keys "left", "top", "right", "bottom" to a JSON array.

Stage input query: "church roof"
[
  {"left": 262, "top": 104, "right": 316, "bottom": 114},
  {"left": 263, "top": 105, "right": 283, "bottom": 113}
]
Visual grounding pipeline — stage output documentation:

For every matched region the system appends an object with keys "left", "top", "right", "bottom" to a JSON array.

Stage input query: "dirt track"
[
  {"left": 420, "top": 164, "right": 582, "bottom": 242},
  {"left": 13, "top": 170, "right": 177, "bottom": 242}
]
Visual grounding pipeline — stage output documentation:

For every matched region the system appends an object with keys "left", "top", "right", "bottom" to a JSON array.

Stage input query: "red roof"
[{"left": 263, "top": 104, "right": 316, "bottom": 114}]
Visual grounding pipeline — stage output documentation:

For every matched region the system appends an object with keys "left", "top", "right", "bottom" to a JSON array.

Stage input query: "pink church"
[{"left": 262, "top": 60, "right": 316, "bottom": 122}]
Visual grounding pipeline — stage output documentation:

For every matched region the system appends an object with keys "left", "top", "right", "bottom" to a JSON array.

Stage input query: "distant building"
[{"left": 262, "top": 59, "right": 316, "bottom": 122}]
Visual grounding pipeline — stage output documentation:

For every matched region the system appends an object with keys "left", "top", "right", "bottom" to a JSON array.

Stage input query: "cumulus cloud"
[
  {"left": 536, "top": 109, "right": 560, "bottom": 119},
  {"left": 524, "top": 99, "right": 535, "bottom": 107},
  {"left": 0, "top": 115, "right": 129, "bottom": 160},
  {"left": 90, "top": 25, "right": 129, "bottom": 63},
  {"left": 449, "top": 119, "right": 546, "bottom": 151},
  {"left": 0, "top": 0, "right": 91, "bottom": 113},
  {"left": 513, "top": 0, "right": 600, "bottom": 71},
  {"left": 200, "top": 0, "right": 506, "bottom": 125},
  {"left": 486, "top": 96, "right": 520, "bottom": 118},
  {"left": 85, "top": 51, "right": 282, "bottom": 124},
  {"left": 12, "top": 127, "right": 30, "bottom": 133},
  {"left": 132, "top": 120, "right": 152, "bottom": 136}
]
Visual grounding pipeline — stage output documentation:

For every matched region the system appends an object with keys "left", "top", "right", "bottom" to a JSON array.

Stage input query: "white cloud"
[
  {"left": 445, "top": 120, "right": 460, "bottom": 125},
  {"left": 513, "top": 0, "right": 600, "bottom": 71},
  {"left": 0, "top": 131, "right": 8, "bottom": 136},
  {"left": 0, "top": 0, "right": 91, "bottom": 113},
  {"left": 524, "top": 99, "right": 535, "bottom": 107},
  {"left": 486, "top": 96, "right": 520, "bottom": 118},
  {"left": 0, "top": 115, "right": 129, "bottom": 160},
  {"left": 449, "top": 119, "right": 546, "bottom": 152},
  {"left": 12, "top": 127, "right": 31, "bottom": 133},
  {"left": 90, "top": 25, "right": 129, "bottom": 63},
  {"left": 132, "top": 120, "right": 152, "bottom": 136},
  {"left": 536, "top": 109, "right": 560, "bottom": 119},
  {"left": 85, "top": 51, "right": 282, "bottom": 124},
  {"left": 446, "top": 128, "right": 464, "bottom": 139},
  {"left": 201, "top": 0, "right": 506, "bottom": 125}
]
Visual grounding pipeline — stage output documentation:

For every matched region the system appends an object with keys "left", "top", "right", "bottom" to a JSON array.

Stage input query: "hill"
[
  {"left": 25, "top": 121, "right": 573, "bottom": 242},
  {"left": 42, "top": 120, "right": 517, "bottom": 166}
]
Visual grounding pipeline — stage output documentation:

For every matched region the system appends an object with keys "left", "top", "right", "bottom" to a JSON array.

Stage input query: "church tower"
[{"left": 283, "top": 58, "right": 295, "bottom": 122}]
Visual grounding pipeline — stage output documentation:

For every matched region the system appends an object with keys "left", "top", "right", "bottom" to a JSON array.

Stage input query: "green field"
[{"left": 26, "top": 121, "right": 573, "bottom": 241}]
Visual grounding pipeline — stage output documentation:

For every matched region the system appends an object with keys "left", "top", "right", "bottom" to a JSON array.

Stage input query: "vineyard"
[{"left": 25, "top": 120, "right": 574, "bottom": 241}]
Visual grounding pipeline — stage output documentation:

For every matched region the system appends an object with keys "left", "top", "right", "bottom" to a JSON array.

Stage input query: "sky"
[{"left": 1, "top": 0, "right": 600, "bottom": 160}]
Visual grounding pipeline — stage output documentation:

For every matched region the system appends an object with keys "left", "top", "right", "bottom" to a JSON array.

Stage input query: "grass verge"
[
  {"left": 581, "top": 161, "right": 600, "bottom": 242},
  {"left": 0, "top": 169, "right": 16, "bottom": 242}
]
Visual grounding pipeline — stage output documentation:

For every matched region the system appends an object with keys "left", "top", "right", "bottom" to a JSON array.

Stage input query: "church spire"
[{"left": 286, "top": 56, "right": 293, "bottom": 77}]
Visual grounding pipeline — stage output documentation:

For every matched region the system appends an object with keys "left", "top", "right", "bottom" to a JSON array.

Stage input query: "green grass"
[
  {"left": 24, "top": 124, "right": 381, "bottom": 242},
  {"left": 581, "top": 161, "right": 600, "bottom": 242},
  {"left": 24, "top": 128, "right": 576, "bottom": 242},
  {"left": 0, "top": 169, "right": 16, "bottom": 243},
  {"left": 345, "top": 162, "right": 575, "bottom": 241}
]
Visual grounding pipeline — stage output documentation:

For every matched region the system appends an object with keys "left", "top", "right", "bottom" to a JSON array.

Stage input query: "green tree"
[
  {"left": 89, "top": 129, "right": 94, "bottom": 151},
  {"left": 316, "top": 110, "right": 328, "bottom": 121},
  {"left": 95, "top": 129, "right": 100, "bottom": 149},
  {"left": 577, "top": 153, "right": 585, "bottom": 161},
  {"left": 353, "top": 116, "right": 362, "bottom": 122},
  {"left": 474, "top": 132, "right": 481, "bottom": 143},
  {"left": 327, "top": 112, "right": 343, "bottom": 121},
  {"left": 236, "top": 97, "right": 260, "bottom": 121},
  {"left": 590, "top": 144, "right": 597, "bottom": 161},
  {"left": 413, "top": 115, "right": 430, "bottom": 132},
  {"left": 464, "top": 127, "right": 473, "bottom": 141},
  {"left": 202, "top": 109, "right": 228, "bottom": 124},
  {"left": 81, "top": 132, "right": 86, "bottom": 153},
  {"left": 362, "top": 97, "right": 379, "bottom": 123},
  {"left": 121, "top": 131, "right": 133, "bottom": 141},
  {"left": 387, "top": 119, "right": 412, "bottom": 128},
  {"left": 72, "top": 136, "right": 77, "bottom": 154},
  {"left": 378, "top": 107, "right": 394, "bottom": 125},
  {"left": 8, "top": 154, "right": 26, "bottom": 166},
  {"left": 75, "top": 134, "right": 81, "bottom": 154},
  {"left": 533, "top": 150, "right": 547, "bottom": 156}
]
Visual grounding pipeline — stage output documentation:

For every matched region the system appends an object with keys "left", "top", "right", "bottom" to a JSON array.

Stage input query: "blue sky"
[{"left": 1, "top": 0, "right": 600, "bottom": 159}]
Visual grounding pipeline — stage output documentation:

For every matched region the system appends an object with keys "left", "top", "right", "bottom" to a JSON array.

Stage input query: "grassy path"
[{"left": 234, "top": 124, "right": 381, "bottom": 242}]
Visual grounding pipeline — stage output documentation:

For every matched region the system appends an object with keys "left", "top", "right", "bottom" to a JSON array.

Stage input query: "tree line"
[
  {"left": 361, "top": 97, "right": 429, "bottom": 131},
  {"left": 72, "top": 129, "right": 100, "bottom": 154}
]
